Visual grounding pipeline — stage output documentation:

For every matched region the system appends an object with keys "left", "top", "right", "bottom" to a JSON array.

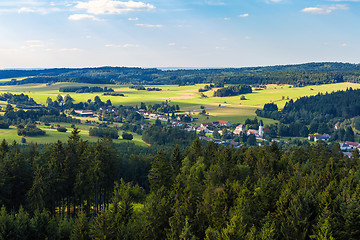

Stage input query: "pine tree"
[
  {"left": 70, "top": 211, "right": 90, "bottom": 240},
  {"left": 148, "top": 149, "right": 173, "bottom": 192},
  {"left": 171, "top": 145, "right": 182, "bottom": 176}
]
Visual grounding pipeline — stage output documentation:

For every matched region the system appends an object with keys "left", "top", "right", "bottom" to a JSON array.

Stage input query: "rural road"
[{"left": 193, "top": 106, "right": 227, "bottom": 111}]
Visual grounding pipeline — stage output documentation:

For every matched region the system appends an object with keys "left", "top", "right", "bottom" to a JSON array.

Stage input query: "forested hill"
[
  {"left": 257, "top": 88, "right": 360, "bottom": 124},
  {"left": 2, "top": 130, "right": 360, "bottom": 239},
  {"left": 2, "top": 62, "right": 360, "bottom": 86}
]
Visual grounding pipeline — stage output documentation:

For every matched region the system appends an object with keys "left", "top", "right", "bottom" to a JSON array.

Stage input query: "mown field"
[
  {"left": 1, "top": 81, "right": 359, "bottom": 124},
  {"left": 0, "top": 122, "right": 147, "bottom": 146}
]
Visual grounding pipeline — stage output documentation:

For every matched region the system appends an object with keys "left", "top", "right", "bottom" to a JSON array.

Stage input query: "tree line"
[
  {"left": 3, "top": 62, "right": 360, "bottom": 87},
  {"left": 59, "top": 86, "right": 114, "bottom": 93},
  {"left": 2, "top": 132, "right": 360, "bottom": 239},
  {"left": 213, "top": 84, "right": 252, "bottom": 97}
]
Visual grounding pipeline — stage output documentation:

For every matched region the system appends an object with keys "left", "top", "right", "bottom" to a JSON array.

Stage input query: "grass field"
[
  {"left": 1, "top": 81, "right": 360, "bottom": 145},
  {"left": 1, "top": 81, "right": 359, "bottom": 125},
  {"left": 0, "top": 123, "right": 147, "bottom": 147}
]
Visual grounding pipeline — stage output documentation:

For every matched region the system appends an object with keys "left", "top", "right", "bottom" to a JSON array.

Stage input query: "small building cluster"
[{"left": 308, "top": 134, "right": 332, "bottom": 142}]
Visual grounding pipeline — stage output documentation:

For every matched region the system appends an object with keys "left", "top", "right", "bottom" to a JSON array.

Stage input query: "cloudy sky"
[{"left": 0, "top": 0, "right": 359, "bottom": 68}]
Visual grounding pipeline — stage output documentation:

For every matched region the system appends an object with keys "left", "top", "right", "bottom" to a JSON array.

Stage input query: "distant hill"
[{"left": 1, "top": 62, "right": 360, "bottom": 86}]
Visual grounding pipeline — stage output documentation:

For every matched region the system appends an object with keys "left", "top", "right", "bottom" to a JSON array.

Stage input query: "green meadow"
[
  {"left": 1, "top": 81, "right": 359, "bottom": 123},
  {"left": 0, "top": 81, "right": 359, "bottom": 144},
  {"left": 0, "top": 123, "right": 147, "bottom": 147}
]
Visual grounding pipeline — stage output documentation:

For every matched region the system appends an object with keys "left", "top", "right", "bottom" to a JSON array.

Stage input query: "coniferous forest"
[
  {"left": 1, "top": 128, "right": 360, "bottom": 239},
  {"left": 2, "top": 62, "right": 360, "bottom": 87}
]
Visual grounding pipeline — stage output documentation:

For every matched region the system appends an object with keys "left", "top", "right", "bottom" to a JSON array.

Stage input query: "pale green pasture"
[
  {"left": 1, "top": 82, "right": 359, "bottom": 125},
  {"left": 0, "top": 124, "right": 147, "bottom": 146}
]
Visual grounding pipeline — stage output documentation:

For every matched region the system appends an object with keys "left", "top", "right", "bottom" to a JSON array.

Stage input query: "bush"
[
  {"left": 17, "top": 124, "right": 46, "bottom": 137},
  {"left": 0, "top": 120, "right": 9, "bottom": 129},
  {"left": 122, "top": 132, "right": 133, "bottom": 140},
  {"left": 89, "top": 127, "right": 119, "bottom": 139},
  {"left": 57, "top": 126, "right": 68, "bottom": 132},
  {"left": 21, "top": 137, "right": 26, "bottom": 143}
]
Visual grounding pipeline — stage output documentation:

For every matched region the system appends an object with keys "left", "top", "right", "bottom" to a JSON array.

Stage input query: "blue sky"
[{"left": 0, "top": 0, "right": 359, "bottom": 68}]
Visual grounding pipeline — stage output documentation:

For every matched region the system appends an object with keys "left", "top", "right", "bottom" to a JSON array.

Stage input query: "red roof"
[
  {"left": 345, "top": 141, "right": 360, "bottom": 147},
  {"left": 218, "top": 120, "right": 229, "bottom": 124}
]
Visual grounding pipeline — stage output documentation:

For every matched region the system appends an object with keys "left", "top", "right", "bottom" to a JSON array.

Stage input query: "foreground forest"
[
  {"left": 1, "top": 128, "right": 360, "bottom": 239},
  {"left": 2, "top": 62, "right": 360, "bottom": 86}
]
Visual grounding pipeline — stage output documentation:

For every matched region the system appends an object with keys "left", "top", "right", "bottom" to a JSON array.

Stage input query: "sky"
[{"left": 0, "top": 0, "right": 359, "bottom": 68}]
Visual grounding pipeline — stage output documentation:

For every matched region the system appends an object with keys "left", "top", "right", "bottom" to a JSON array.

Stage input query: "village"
[{"left": 72, "top": 105, "right": 360, "bottom": 156}]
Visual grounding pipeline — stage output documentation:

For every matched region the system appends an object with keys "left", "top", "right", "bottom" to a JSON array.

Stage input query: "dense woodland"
[
  {"left": 257, "top": 88, "right": 360, "bottom": 125},
  {"left": 1, "top": 130, "right": 360, "bottom": 239},
  {"left": 213, "top": 85, "right": 252, "bottom": 97},
  {"left": 2, "top": 62, "right": 360, "bottom": 86},
  {"left": 59, "top": 86, "right": 114, "bottom": 93}
]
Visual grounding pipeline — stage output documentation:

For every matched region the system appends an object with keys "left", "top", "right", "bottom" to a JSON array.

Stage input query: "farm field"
[
  {"left": 0, "top": 123, "right": 147, "bottom": 146},
  {"left": 0, "top": 81, "right": 359, "bottom": 126}
]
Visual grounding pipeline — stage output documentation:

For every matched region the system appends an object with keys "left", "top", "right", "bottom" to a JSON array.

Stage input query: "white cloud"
[
  {"left": 205, "top": 0, "right": 225, "bottom": 5},
  {"left": 301, "top": 4, "right": 349, "bottom": 14},
  {"left": 123, "top": 43, "right": 139, "bottom": 48},
  {"left": 105, "top": 43, "right": 139, "bottom": 48},
  {"left": 128, "top": 17, "right": 138, "bottom": 21},
  {"left": 168, "top": 43, "right": 176, "bottom": 46},
  {"left": 75, "top": 0, "right": 155, "bottom": 15},
  {"left": 223, "top": 18, "right": 230, "bottom": 21},
  {"left": 239, "top": 13, "right": 249, "bottom": 18},
  {"left": 60, "top": 48, "right": 80, "bottom": 52},
  {"left": 18, "top": 7, "right": 35, "bottom": 13},
  {"left": 18, "top": 6, "right": 60, "bottom": 14},
  {"left": 135, "top": 23, "right": 163, "bottom": 28},
  {"left": 68, "top": 14, "right": 101, "bottom": 21},
  {"left": 341, "top": 43, "right": 348, "bottom": 47},
  {"left": 265, "top": 0, "right": 283, "bottom": 3}
]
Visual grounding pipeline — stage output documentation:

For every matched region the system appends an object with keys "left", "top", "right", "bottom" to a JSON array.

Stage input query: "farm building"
[{"left": 74, "top": 110, "right": 94, "bottom": 117}]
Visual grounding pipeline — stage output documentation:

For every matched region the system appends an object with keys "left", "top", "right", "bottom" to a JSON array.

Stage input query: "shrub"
[
  {"left": 89, "top": 127, "right": 119, "bottom": 139},
  {"left": 17, "top": 124, "right": 46, "bottom": 137},
  {"left": 0, "top": 120, "right": 9, "bottom": 129},
  {"left": 57, "top": 126, "right": 68, "bottom": 132},
  {"left": 122, "top": 132, "right": 133, "bottom": 140},
  {"left": 21, "top": 137, "right": 26, "bottom": 143}
]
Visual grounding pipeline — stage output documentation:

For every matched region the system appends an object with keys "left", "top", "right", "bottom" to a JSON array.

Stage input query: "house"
[
  {"left": 196, "top": 126, "right": 213, "bottom": 133},
  {"left": 74, "top": 110, "right": 94, "bottom": 117},
  {"left": 233, "top": 129, "right": 242, "bottom": 135},
  {"left": 200, "top": 123, "right": 213, "bottom": 128},
  {"left": 218, "top": 120, "right": 231, "bottom": 127},
  {"left": 185, "top": 126, "right": 196, "bottom": 132},
  {"left": 143, "top": 111, "right": 152, "bottom": 117},
  {"left": 149, "top": 113, "right": 158, "bottom": 119},
  {"left": 172, "top": 122, "right": 183, "bottom": 127},
  {"left": 199, "top": 136, "right": 213, "bottom": 141},
  {"left": 308, "top": 134, "right": 331, "bottom": 142},
  {"left": 247, "top": 129, "right": 259, "bottom": 136},
  {"left": 339, "top": 143, "right": 355, "bottom": 151},
  {"left": 236, "top": 124, "right": 245, "bottom": 131},
  {"left": 158, "top": 115, "right": 169, "bottom": 121},
  {"left": 177, "top": 114, "right": 193, "bottom": 122},
  {"left": 344, "top": 152, "right": 353, "bottom": 158},
  {"left": 345, "top": 141, "right": 360, "bottom": 149},
  {"left": 212, "top": 121, "right": 219, "bottom": 127},
  {"left": 229, "top": 141, "right": 241, "bottom": 148}
]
